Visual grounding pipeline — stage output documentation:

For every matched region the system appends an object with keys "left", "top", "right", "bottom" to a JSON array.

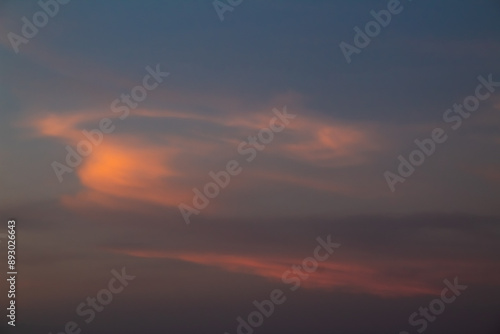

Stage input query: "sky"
[{"left": 0, "top": 0, "right": 500, "bottom": 333}]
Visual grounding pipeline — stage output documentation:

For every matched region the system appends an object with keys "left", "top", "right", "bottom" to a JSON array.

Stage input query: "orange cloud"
[
  {"left": 20, "top": 111, "right": 104, "bottom": 142},
  {"left": 281, "top": 117, "right": 384, "bottom": 168},
  {"left": 61, "top": 138, "right": 190, "bottom": 210},
  {"left": 21, "top": 105, "right": 393, "bottom": 211},
  {"left": 111, "top": 249, "right": 446, "bottom": 297}
]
